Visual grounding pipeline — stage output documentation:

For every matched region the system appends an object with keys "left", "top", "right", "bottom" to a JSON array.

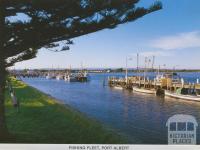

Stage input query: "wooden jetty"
[{"left": 108, "top": 76, "right": 200, "bottom": 97}]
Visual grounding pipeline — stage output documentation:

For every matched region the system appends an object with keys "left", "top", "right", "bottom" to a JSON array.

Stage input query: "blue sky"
[{"left": 12, "top": 0, "right": 200, "bottom": 69}]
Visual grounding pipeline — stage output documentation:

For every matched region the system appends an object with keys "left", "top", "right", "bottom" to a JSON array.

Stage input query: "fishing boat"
[
  {"left": 64, "top": 74, "right": 68, "bottom": 81},
  {"left": 131, "top": 55, "right": 156, "bottom": 95},
  {"left": 76, "top": 71, "right": 88, "bottom": 82},
  {"left": 46, "top": 75, "right": 50, "bottom": 79},
  {"left": 165, "top": 90, "right": 200, "bottom": 102},
  {"left": 64, "top": 74, "right": 77, "bottom": 82},
  {"left": 46, "top": 73, "right": 55, "bottom": 79},
  {"left": 155, "top": 72, "right": 181, "bottom": 85},
  {"left": 132, "top": 86, "right": 156, "bottom": 94},
  {"left": 56, "top": 74, "right": 62, "bottom": 80}
]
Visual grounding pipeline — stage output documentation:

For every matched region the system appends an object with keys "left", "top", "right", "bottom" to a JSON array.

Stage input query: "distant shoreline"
[{"left": 11, "top": 68, "right": 200, "bottom": 74}]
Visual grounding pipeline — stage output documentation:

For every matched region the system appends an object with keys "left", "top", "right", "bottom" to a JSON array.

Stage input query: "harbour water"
[{"left": 21, "top": 72, "right": 200, "bottom": 144}]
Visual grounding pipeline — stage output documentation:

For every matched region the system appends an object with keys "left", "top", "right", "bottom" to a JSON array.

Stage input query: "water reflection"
[{"left": 21, "top": 73, "right": 200, "bottom": 144}]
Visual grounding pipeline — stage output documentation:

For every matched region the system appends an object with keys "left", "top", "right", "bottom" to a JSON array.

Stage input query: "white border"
[{"left": 0, "top": 145, "right": 200, "bottom": 150}]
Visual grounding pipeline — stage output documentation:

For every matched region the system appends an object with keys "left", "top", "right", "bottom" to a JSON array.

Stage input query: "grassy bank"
[{"left": 5, "top": 78, "right": 126, "bottom": 143}]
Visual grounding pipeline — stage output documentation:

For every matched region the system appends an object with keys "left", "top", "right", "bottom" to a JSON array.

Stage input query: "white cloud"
[{"left": 151, "top": 31, "right": 200, "bottom": 50}]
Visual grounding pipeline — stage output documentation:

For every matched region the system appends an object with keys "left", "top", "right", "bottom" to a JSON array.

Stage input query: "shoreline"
[{"left": 4, "top": 78, "right": 127, "bottom": 144}]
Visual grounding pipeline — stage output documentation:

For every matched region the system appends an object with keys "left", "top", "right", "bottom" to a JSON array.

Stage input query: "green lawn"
[{"left": 5, "top": 78, "right": 126, "bottom": 143}]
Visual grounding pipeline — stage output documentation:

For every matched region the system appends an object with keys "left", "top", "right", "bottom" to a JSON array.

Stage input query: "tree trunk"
[
  {"left": 0, "top": 60, "right": 8, "bottom": 140},
  {"left": 0, "top": 0, "right": 9, "bottom": 141}
]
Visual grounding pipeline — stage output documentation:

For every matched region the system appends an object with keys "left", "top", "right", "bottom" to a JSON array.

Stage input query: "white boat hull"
[
  {"left": 46, "top": 76, "right": 54, "bottom": 79},
  {"left": 56, "top": 76, "right": 60, "bottom": 80},
  {"left": 132, "top": 87, "right": 156, "bottom": 94},
  {"left": 165, "top": 90, "right": 200, "bottom": 101},
  {"left": 114, "top": 86, "right": 123, "bottom": 90}
]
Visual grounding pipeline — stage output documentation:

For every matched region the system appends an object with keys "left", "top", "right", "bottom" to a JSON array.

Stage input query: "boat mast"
[
  {"left": 152, "top": 56, "right": 155, "bottom": 71},
  {"left": 69, "top": 65, "right": 71, "bottom": 74},
  {"left": 52, "top": 64, "right": 54, "bottom": 76},
  {"left": 143, "top": 57, "right": 148, "bottom": 88},
  {"left": 158, "top": 65, "right": 160, "bottom": 75},
  {"left": 125, "top": 56, "right": 128, "bottom": 83},
  {"left": 137, "top": 53, "right": 139, "bottom": 76},
  {"left": 81, "top": 61, "right": 83, "bottom": 74}
]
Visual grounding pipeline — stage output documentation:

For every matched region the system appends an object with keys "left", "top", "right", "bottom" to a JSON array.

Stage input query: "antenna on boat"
[{"left": 143, "top": 57, "right": 148, "bottom": 88}]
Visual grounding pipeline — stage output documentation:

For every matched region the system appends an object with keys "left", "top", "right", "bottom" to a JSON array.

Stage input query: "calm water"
[{"left": 21, "top": 72, "right": 200, "bottom": 144}]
